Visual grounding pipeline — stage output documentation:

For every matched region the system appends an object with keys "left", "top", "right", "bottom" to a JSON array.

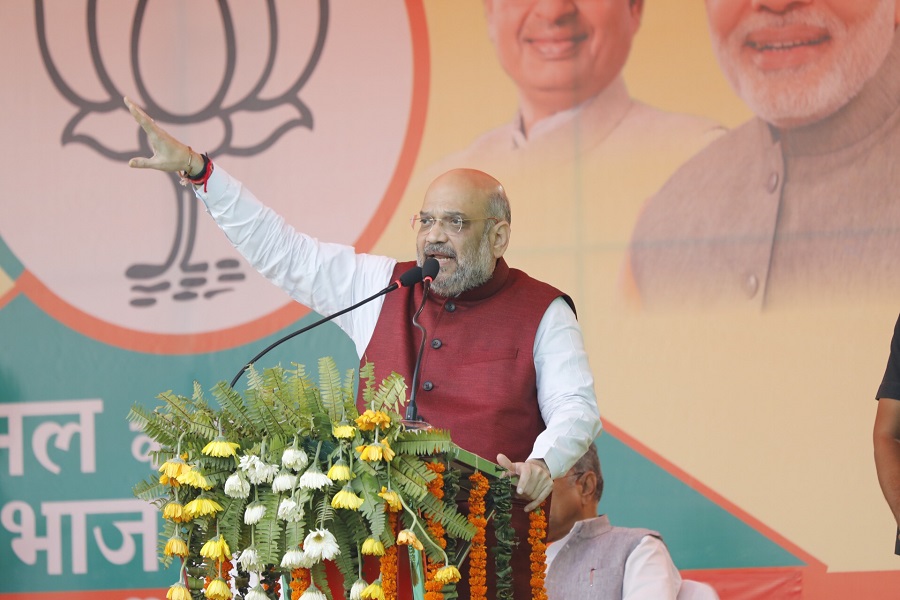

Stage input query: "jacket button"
[
  {"left": 423, "top": 381, "right": 434, "bottom": 391},
  {"left": 431, "top": 339, "right": 442, "bottom": 349},
  {"left": 445, "top": 302, "right": 456, "bottom": 312}
]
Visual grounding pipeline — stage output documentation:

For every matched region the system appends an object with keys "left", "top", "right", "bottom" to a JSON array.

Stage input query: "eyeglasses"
[
  {"left": 410, "top": 214, "right": 499, "bottom": 235},
  {"left": 560, "top": 471, "right": 585, "bottom": 481}
]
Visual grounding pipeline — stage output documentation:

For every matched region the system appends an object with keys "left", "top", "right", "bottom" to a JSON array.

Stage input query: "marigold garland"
[
  {"left": 468, "top": 471, "right": 490, "bottom": 600},
  {"left": 528, "top": 505, "right": 549, "bottom": 600},
  {"left": 289, "top": 567, "right": 311, "bottom": 600},
  {"left": 424, "top": 461, "right": 447, "bottom": 600},
  {"left": 425, "top": 562, "right": 444, "bottom": 600},
  {"left": 381, "top": 510, "right": 400, "bottom": 600}
]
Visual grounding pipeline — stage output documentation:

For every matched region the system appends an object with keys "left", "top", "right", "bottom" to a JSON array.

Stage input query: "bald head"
[{"left": 424, "top": 168, "right": 511, "bottom": 225}]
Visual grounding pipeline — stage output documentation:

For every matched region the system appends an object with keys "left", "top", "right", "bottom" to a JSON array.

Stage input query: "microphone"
[
  {"left": 405, "top": 258, "right": 440, "bottom": 424},
  {"left": 421, "top": 257, "right": 440, "bottom": 285},
  {"left": 229, "top": 264, "right": 425, "bottom": 388}
]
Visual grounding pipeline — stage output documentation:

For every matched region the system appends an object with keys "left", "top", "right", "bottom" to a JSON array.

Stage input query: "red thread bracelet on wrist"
[{"left": 184, "top": 153, "right": 213, "bottom": 192}]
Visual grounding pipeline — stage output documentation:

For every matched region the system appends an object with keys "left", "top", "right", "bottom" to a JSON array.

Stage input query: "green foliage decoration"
[{"left": 129, "top": 357, "right": 515, "bottom": 597}]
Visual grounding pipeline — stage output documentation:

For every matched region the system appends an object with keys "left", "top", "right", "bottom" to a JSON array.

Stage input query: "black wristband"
[{"left": 187, "top": 153, "right": 210, "bottom": 182}]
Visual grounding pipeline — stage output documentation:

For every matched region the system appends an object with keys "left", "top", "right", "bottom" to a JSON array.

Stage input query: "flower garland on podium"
[{"left": 130, "top": 358, "right": 547, "bottom": 600}]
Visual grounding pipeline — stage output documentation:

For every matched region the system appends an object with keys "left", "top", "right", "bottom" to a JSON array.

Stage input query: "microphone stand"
[
  {"left": 403, "top": 257, "right": 439, "bottom": 431},
  {"left": 403, "top": 282, "right": 432, "bottom": 430},
  {"left": 229, "top": 266, "right": 423, "bottom": 388}
]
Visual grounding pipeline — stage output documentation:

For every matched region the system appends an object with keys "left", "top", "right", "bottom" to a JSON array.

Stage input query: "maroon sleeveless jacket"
[{"left": 360, "top": 258, "right": 571, "bottom": 466}]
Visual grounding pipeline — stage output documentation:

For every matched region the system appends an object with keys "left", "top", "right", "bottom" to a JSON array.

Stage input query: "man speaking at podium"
[{"left": 124, "top": 97, "right": 601, "bottom": 598}]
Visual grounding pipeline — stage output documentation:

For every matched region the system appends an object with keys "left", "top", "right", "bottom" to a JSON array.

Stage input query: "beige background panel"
[{"left": 374, "top": 0, "right": 898, "bottom": 575}]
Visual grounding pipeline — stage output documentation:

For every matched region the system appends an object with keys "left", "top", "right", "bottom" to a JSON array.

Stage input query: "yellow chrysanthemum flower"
[
  {"left": 184, "top": 496, "right": 224, "bottom": 518},
  {"left": 356, "top": 440, "right": 394, "bottom": 463},
  {"left": 164, "top": 535, "right": 189, "bottom": 558},
  {"left": 355, "top": 409, "right": 392, "bottom": 431},
  {"left": 327, "top": 462, "right": 352, "bottom": 481},
  {"left": 332, "top": 486, "right": 365, "bottom": 510},
  {"left": 332, "top": 422, "right": 357, "bottom": 439},
  {"left": 200, "top": 535, "right": 232, "bottom": 562},
  {"left": 159, "top": 473, "right": 181, "bottom": 487},
  {"left": 434, "top": 565, "right": 462, "bottom": 584},
  {"left": 202, "top": 436, "right": 240, "bottom": 458},
  {"left": 377, "top": 487, "right": 402, "bottom": 512},
  {"left": 361, "top": 580, "right": 386, "bottom": 600},
  {"left": 361, "top": 537, "right": 385, "bottom": 556},
  {"left": 167, "top": 582, "right": 192, "bottom": 600},
  {"left": 205, "top": 577, "right": 232, "bottom": 600},
  {"left": 162, "top": 501, "right": 186, "bottom": 522},
  {"left": 396, "top": 529, "right": 424, "bottom": 551},
  {"left": 380, "top": 439, "right": 395, "bottom": 461},
  {"left": 176, "top": 467, "right": 212, "bottom": 490},
  {"left": 158, "top": 456, "right": 188, "bottom": 478}
]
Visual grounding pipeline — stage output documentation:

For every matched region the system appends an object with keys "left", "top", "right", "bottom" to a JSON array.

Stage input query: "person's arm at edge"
[
  {"left": 622, "top": 536, "right": 682, "bottom": 600},
  {"left": 874, "top": 397, "right": 900, "bottom": 528},
  {"left": 499, "top": 297, "right": 602, "bottom": 511}
]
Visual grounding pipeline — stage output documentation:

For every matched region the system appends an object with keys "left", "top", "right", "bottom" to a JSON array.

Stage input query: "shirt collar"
[{"left": 511, "top": 76, "right": 633, "bottom": 150}]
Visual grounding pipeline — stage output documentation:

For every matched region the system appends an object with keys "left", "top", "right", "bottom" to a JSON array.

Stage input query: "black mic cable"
[
  {"left": 405, "top": 258, "right": 440, "bottom": 422},
  {"left": 229, "top": 264, "right": 425, "bottom": 388}
]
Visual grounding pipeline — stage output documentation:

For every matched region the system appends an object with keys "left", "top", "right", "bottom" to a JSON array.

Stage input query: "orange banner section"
[{"left": 682, "top": 567, "right": 802, "bottom": 599}]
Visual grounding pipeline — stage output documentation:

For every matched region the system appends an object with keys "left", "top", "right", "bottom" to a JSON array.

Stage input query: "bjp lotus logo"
[{"left": 0, "top": 1, "right": 427, "bottom": 352}]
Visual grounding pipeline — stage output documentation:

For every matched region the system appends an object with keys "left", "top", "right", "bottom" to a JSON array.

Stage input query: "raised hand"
[{"left": 124, "top": 96, "right": 199, "bottom": 175}]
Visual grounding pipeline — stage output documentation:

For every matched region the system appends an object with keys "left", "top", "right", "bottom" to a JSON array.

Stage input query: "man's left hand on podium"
[{"left": 497, "top": 454, "right": 552, "bottom": 512}]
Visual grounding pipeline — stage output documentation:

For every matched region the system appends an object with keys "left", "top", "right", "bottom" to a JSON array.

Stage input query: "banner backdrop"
[{"left": 1, "top": 1, "right": 899, "bottom": 598}]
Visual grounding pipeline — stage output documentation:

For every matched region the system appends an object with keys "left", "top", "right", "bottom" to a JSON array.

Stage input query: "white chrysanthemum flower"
[
  {"left": 243, "top": 501, "right": 267, "bottom": 525},
  {"left": 299, "top": 585, "right": 327, "bottom": 600},
  {"left": 280, "top": 548, "right": 306, "bottom": 569},
  {"left": 247, "top": 461, "right": 280, "bottom": 485},
  {"left": 297, "top": 464, "right": 332, "bottom": 491},
  {"left": 245, "top": 584, "right": 269, "bottom": 600},
  {"left": 350, "top": 578, "right": 368, "bottom": 600},
  {"left": 303, "top": 528, "right": 341, "bottom": 561},
  {"left": 300, "top": 584, "right": 328, "bottom": 600},
  {"left": 282, "top": 447, "right": 309, "bottom": 471},
  {"left": 237, "top": 546, "right": 262, "bottom": 572},
  {"left": 239, "top": 454, "right": 262, "bottom": 472},
  {"left": 238, "top": 454, "right": 279, "bottom": 485},
  {"left": 224, "top": 471, "right": 251, "bottom": 499},
  {"left": 271, "top": 470, "right": 297, "bottom": 493},
  {"left": 277, "top": 497, "right": 305, "bottom": 522}
]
